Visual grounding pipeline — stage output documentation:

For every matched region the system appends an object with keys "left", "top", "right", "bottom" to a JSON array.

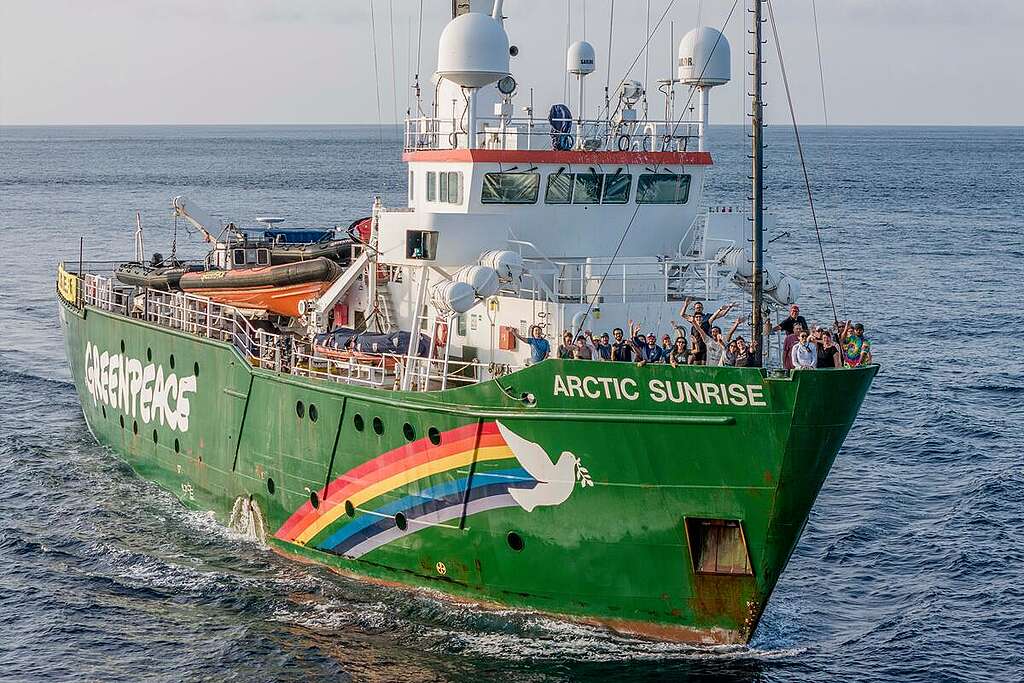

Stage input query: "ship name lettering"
[
  {"left": 550, "top": 373, "right": 766, "bottom": 407},
  {"left": 84, "top": 341, "right": 197, "bottom": 432}
]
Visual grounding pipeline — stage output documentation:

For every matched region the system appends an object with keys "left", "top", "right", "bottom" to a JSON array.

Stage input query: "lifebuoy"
[{"left": 434, "top": 321, "right": 449, "bottom": 347}]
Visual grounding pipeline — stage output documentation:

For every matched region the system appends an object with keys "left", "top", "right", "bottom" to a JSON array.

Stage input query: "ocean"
[{"left": 1, "top": 124, "right": 1022, "bottom": 682}]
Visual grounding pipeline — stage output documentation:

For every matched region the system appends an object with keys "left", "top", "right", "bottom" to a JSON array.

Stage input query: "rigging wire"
[
  {"left": 571, "top": 0, "right": 740, "bottom": 341},
  {"left": 765, "top": 0, "right": 838, "bottom": 323},
  {"left": 368, "top": 0, "right": 385, "bottom": 153},
  {"left": 605, "top": 0, "right": 615, "bottom": 109},
  {"left": 388, "top": 0, "right": 399, "bottom": 125},
  {"left": 811, "top": 0, "right": 846, "bottom": 314},
  {"left": 563, "top": 3, "right": 571, "bottom": 103},
  {"left": 415, "top": 0, "right": 425, "bottom": 116},
  {"left": 642, "top": 0, "right": 650, "bottom": 116},
  {"left": 594, "top": 0, "right": 677, "bottom": 126}
]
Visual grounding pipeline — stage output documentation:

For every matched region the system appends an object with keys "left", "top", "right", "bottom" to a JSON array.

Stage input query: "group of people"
[
  {"left": 775, "top": 304, "right": 872, "bottom": 369},
  {"left": 513, "top": 301, "right": 873, "bottom": 370}
]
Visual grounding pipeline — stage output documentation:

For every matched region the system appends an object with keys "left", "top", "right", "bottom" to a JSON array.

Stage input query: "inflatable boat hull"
[{"left": 180, "top": 258, "right": 342, "bottom": 317}]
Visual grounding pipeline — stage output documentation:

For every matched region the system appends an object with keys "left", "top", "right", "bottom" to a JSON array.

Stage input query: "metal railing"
[
  {"left": 67, "top": 265, "right": 518, "bottom": 392},
  {"left": 404, "top": 114, "right": 701, "bottom": 153},
  {"left": 518, "top": 256, "right": 731, "bottom": 304}
]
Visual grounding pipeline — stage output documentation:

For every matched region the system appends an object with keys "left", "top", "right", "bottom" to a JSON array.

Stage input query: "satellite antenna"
[
  {"left": 566, "top": 40, "right": 596, "bottom": 149},
  {"left": 678, "top": 27, "right": 731, "bottom": 151},
  {"left": 435, "top": 7, "right": 510, "bottom": 148}
]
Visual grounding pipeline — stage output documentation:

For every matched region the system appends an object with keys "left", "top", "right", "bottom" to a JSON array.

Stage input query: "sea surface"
[{"left": 1, "top": 124, "right": 1022, "bottom": 682}]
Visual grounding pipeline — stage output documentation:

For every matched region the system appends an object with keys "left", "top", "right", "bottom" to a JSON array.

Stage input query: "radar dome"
[
  {"left": 436, "top": 12, "right": 510, "bottom": 88},
  {"left": 678, "top": 26, "right": 731, "bottom": 86},
  {"left": 566, "top": 40, "right": 596, "bottom": 76}
]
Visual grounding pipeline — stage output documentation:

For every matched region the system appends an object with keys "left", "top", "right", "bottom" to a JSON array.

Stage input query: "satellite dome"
[
  {"left": 566, "top": 40, "right": 596, "bottom": 76},
  {"left": 678, "top": 27, "right": 731, "bottom": 86},
  {"left": 436, "top": 12, "right": 510, "bottom": 88}
]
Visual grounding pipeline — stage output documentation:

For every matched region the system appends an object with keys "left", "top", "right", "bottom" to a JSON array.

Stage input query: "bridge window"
[
  {"left": 426, "top": 171, "right": 462, "bottom": 204},
  {"left": 481, "top": 172, "right": 540, "bottom": 204},
  {"left": 545, "top": 173, "right": 573, "bottom": 204},
  {"left": 545, "top": 172, "right": 632, "bottom": 204},
  {"left": 637, "top": 173, "right": 691, "bottom": 204},
  {"left": 572, "top": 173, "right": 603, "bottom": 204},
  {"left": 602, "top": 173, "right": 632, "bottom": 203},
  {"left": 685, "top": 518, "right": 753, "bottom": 576}
]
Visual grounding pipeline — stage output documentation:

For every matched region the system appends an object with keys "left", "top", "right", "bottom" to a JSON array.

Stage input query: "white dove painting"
[{"left": 496, "top": 421, "right": 593, "bottom": 512}]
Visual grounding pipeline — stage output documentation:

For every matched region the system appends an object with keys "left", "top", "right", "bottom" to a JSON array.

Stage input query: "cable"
[
  {"left": 368, "top": 0, "right": 385, "bottom": 153},
  {"left": 811, "top": 0, "right": 846, "bottom": 314},
  {"left": 571, "top": 0, "right": 740, "bottom": 342},
  {"left": 765, "top": 0, "right": 838, "bottom": 323},
  {"left": 388, "top": 0, "right": 398, "bottom": 124}
]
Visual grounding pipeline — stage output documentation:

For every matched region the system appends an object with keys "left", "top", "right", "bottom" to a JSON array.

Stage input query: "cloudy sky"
[{"left": 1, "top": 0, "right": 1021, "bottom": 126}]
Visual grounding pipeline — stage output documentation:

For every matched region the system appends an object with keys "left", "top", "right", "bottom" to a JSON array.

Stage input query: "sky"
[{"left": 1, "top": 0, "right": 1021, "bottom": 127}]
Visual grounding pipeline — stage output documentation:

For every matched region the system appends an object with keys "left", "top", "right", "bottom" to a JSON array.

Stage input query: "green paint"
[{"left": 58, "top": 299, "right": 876, "bottom": 644}]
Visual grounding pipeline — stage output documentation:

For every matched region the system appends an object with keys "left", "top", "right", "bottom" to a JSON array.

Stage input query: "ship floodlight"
[{"left": 497, "top": 75, "right": 517, "bottom": 96}]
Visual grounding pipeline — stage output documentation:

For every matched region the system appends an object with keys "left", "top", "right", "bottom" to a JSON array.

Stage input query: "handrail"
[
  {"left": 65, "top": 266, "right": 522, "bottom": 392},
  {"left": 404, "top": 114, "right": 703, "bottom": 153}
]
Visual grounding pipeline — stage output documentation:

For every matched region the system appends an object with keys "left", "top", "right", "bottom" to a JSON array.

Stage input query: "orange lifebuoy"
[{"left": 434, "top": 321, "right": 449, "bottom": 347}]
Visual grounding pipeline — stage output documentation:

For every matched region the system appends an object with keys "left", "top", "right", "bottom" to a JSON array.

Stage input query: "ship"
[{"left": 55, "top": 0, "right": 875, "bottom": 645}]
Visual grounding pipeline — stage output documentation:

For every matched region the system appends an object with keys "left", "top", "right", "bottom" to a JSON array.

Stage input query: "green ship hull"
[{"left": 57, "top": 296, "right": 876, "bottom": 644}]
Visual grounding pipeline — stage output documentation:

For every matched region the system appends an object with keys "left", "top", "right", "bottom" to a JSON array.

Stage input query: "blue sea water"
[{"left": 1, "top": 124, "right": 1022, "bottom": 682}]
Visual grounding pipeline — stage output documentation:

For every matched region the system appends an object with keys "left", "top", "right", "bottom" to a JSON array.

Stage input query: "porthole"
[
  {"left": 132, "top": 420, "right": 138, "bottom": 435},
  {"left": 309, "top": 404, "right": 318, "bottom": 422},
  {"left": 146, "top": 347, "right": 152, "bottom": 362},
  {"left": 506, "top": 531, "right": 525, "bottom": 552},
  {"left": 169, "top": 354, "right": 175, "bottom": 370},
  {"left": 152, "top": 429, "right": 158, "bottom": 445},
  {"left": 120, "top": 339, "right": 126, "bottom": 353},
  {"left": 403, "top": 422, "right": 415, "bottom": 441},
  {"left": 394, "top": 512, "right": 408, "bottom": 531},
  {"left": 428, "top": 427, "right": 442, "bottom": 445},
  {"left": 344, "top": 500, "right": 355, "bottom": 517},
  {"left": 310, "top": 491, "right": 320, "bottom": 509},
  {"left": 193, "top": 361, "right": 200, "bottom": 377},
  {"left": 119, "top": 415, "right": 125, "bottom": 429},
  {"left": 173, "top": 438, "right": 180, "bottom": 454},
  {"left": 267, "top": 478, "right": 275, "bottom": 495},
  {"left": 353, "top": 414, "right": 364, "bottom": 431},
  {"left": 372, "top": 417, "right": 384, "bottom": 435},
  {"left": 296, "top": 400, "right": 305, "bottom": 418}
]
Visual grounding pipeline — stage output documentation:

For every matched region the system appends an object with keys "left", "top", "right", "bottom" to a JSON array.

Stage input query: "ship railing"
[
  {"left": 518, "top": 256, "right": 730, "bottom": 304},
  {"left": 68, "top": 267, "right": 516, "bottom": 391},
  {"left": 404, "top": 114, "right": 701, "bottom": 153}
]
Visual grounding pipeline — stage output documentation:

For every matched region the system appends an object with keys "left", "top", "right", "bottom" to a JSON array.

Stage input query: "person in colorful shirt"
[{"left": 839, "top": 321, "right": 872, "bottom": 367}]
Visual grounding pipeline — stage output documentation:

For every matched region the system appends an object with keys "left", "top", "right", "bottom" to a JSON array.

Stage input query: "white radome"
[
  {"left": 678, "top": 26, "right": 731, "bottom": 87},
  {"left": 436, "top": 12, "right": 510, "bottom": 88},
  {"left": 566, "top": 40, "right": 596, "bottom": 76}
]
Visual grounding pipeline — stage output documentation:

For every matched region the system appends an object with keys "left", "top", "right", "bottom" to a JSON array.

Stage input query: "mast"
[{"left": 750, "top": 0, "right": 765, "bottom": 366}]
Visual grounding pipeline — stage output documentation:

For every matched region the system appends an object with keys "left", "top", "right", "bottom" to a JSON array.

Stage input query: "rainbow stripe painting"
[{"left": 275, "top": 421, "right": 587, "bottom": 559}]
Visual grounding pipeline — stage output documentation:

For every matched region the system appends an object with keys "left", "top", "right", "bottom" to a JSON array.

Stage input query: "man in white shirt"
[{"left": 790, "top": 330, "right": 818, "bottom": 369}]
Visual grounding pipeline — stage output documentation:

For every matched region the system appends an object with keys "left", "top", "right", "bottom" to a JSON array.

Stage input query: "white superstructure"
[{"left": 190, "top": 2, "right": 800, "bottom": 389}]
